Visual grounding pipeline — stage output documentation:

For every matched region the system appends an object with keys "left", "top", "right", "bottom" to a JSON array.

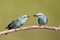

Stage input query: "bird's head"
[
  {"left": 20, "top": 15, "right": 29, "bottom": 19},
  {"left": 33, "top": 13, "right": 45, "bottom": 17}
]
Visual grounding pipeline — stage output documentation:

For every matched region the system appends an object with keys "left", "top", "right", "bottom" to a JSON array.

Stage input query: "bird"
[
  {"left": 5, "top": 15, "right": 29, "bottom": 35},
  {"left": 33, "top": 13, "right": 48, "bottom": 26}
]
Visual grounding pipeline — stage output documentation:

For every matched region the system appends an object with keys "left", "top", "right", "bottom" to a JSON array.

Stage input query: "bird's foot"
[
  {"left": 19, "top": 27, "right": 22, "bottom": 30},
  {"left": 14, "top": 28, "right": 17, "bottom": 32}
]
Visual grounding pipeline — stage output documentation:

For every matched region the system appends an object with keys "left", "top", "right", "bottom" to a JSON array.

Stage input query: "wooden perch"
[{"left": 0, "top": 25, "right": 60, "bottom": 35}]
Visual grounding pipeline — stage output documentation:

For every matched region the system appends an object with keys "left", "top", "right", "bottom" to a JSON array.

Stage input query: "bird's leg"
[
  {"left": 39, "top": 24, "right": 43, "bottom": 26},
  {"left": 43, "top": 24, "right": 46, "bottom": 28},
  {"left": 39, "top": 24, "right": 41, "bottom": 26},
  {"left": 19, "top": 24, "right": 23, "bottom": 30},
  {"left": 19, "top": 27, "right": 22, "bottom": 30},
  {"left": 14, "top": 28, "right": 17, "bottom": 32},
  {"left": 38, "top": 24, "right": 42, "bottom": 28},
  {"left": 14, "top": 26, "right": 21, "bottom": 31}
]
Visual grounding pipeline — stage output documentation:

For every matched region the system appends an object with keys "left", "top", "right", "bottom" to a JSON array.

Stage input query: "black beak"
[
  {"left": 33, "top": 15, "right": 38, "bottom": 17},
  {"left": 27, "top": 15, "right": 29, "bottom": 18}
]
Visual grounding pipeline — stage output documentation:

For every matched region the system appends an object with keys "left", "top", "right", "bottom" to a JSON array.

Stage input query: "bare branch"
[{"left": 0, "top": 25, "right": 60, "bottom": 35}]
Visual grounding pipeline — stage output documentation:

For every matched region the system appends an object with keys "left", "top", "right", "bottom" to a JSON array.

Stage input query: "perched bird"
[
  {"left": 33, "top": 13, "right": 48, "bottom": 26},
  {"left": 5, "top": 15, "right": 29, "bottom": 35}
]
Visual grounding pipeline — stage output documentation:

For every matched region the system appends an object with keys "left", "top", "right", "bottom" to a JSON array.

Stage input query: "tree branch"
[{"left": 0, "top": 25, "right": 60, "bottom": 35}]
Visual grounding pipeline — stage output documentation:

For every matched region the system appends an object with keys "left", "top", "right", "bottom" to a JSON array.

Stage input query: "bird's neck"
[{"left": 20, "top": 18, "right": 28, "bottom": 23}]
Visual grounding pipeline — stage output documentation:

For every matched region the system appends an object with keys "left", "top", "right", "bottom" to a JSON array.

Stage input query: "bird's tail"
[
  {"left": 5, "top": 27, "right": 8, "bottom": 35},
  {"left": 5, "top": 27, "right": 8, "bottom": 29}
]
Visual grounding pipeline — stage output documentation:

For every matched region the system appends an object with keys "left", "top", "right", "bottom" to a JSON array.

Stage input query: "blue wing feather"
[
  {"left": 6, "top": 19, "right": 20, "bottom": 30},
  {"left": 38, "top": 16, "right": 48, "bottom": 25},
  {"left": 46, "top": 17, "right": 48, "bottom": 23}
]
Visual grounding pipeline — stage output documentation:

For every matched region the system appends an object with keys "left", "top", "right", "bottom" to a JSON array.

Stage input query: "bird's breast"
[{"left": 38, "top": 17, "right": 47, "bottom": 24}]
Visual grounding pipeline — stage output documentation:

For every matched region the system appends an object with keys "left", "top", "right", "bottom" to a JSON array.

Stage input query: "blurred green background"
[{"left": 0, "top": 0, "right": 60, "bottom": 40}]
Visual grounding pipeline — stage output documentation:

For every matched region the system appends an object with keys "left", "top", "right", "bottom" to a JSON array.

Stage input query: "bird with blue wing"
[
  {"left": 5, "top": 15, "right": 29, "bottom": 35},
  {"left": 33, "top": 13, "right": 48, "bottom": 26}
]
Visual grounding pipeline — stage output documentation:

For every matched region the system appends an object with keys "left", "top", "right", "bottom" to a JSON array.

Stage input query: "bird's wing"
[
  {"left": 8, "top": 18, "right": 20, "bottom": 27},
  {"left": 44, "top": 16, "right": 48, "bottom": 23},
  {"left": 38, "top": 18, "right": 41, "bottom": 24},
  {"left": 12, "top": 18, "right": 19, "bottom": 22},
  {"left": 46, "top": 17, "right": 48, "bottom": 23}
]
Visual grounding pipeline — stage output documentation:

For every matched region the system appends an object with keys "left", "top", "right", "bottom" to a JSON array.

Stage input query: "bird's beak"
[
  {"left": 27, "top": 15, "right": 29, "bottom": 18},
  {"left": 33, "top": 15, "right": 38, "bottom": 17}
]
